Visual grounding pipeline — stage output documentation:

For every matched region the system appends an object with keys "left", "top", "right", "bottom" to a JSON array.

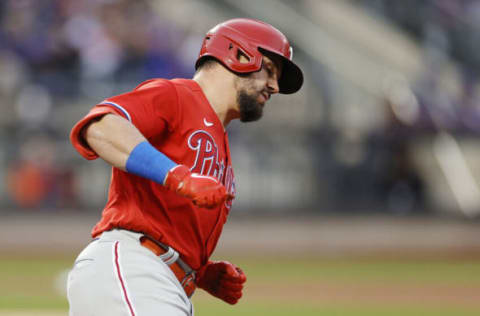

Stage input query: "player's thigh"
[
  {"left": 67, "top": 239, "right": 132, "bottom": 316},
  {"left": 116, "top": 240, "right": 193, "bottom": 316},
  {"left": 67, "top": 238, "right": 192, "bottom": 316}
]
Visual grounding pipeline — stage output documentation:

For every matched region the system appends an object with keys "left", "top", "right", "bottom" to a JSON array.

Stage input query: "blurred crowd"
[
  {"left": 359, "top": 0, "right": 480, "bottom": 134},
  {"left": 0, "top": 0, "right": 195, "bottom": 209},
  {"left": 0, "top": 0, "right": 194, "bottom": 99},
  {"left": 2, "top": 0, "right": 480, "bottom": 214},
  {"left": 320, "top": 0, "right": 480, "bottom": 216}
]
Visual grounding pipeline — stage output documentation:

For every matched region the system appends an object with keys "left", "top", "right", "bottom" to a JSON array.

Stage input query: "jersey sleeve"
[{"left": 70, "top": 79, "right": 180, "bottom": 160}]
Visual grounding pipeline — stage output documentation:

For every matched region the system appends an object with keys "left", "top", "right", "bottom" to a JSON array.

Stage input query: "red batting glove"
[
  {"left": 164, "top": 165, "right": 233, "bottom": 208},
  {"left": 195, "top": 260, "right": 247, "bottom": 305}
]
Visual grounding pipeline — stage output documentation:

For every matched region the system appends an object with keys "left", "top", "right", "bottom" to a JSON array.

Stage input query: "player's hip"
[{"left": 67, "top": 229, "right": 193, "bottom": 315}]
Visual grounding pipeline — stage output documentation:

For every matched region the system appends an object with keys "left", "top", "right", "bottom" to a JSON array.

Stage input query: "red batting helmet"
[{"left": 195, "top": 18, "right": 304, "bottom": 94}]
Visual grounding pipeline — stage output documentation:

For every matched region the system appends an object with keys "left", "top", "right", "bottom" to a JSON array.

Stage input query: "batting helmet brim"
[{"left": 278, "top": 57, "right": 304, "bottom": 94}]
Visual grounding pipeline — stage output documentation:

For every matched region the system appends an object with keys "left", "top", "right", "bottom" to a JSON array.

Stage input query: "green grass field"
[{"left": 1, "top": 254, "right": 480, "bottom": 316}]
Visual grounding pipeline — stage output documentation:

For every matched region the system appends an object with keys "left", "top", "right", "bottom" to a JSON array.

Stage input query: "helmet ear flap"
[
  {"left": 235, "top": 47, "right": 251, "bottom": 64},
  {"left": 196, "top": 32, "right": 263, "bottom": 74},
  {"left": 224, "top": 40, "right": 261, "bottom": 73}
]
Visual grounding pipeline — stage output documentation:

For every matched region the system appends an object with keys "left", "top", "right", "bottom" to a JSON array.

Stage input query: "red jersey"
[{"left": 70, "top": 78, "right": 236, "bottom": 270}]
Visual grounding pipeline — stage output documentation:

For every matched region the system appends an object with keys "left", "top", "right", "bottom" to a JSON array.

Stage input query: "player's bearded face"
[
  {"left": 234, "top": 54, "right": 281, "bottom": 122},
  {"left": 237, "top": 87, "right": 264, "bottom": 122}
]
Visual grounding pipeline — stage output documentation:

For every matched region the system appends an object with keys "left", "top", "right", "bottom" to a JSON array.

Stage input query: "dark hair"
[{"left": 195, "top": 57, "right": 219, "bottom": 73}]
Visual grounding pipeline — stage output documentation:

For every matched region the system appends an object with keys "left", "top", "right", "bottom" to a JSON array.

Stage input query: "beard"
[{"left": 237, "top": 90, "right": 264, "bottom": 122}]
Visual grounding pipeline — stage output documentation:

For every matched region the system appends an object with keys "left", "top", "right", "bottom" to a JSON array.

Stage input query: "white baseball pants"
[{"left": 67, "top": 229, "right": 194, "bottom": 316}]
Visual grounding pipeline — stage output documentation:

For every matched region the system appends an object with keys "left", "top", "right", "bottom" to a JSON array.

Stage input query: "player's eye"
[{"left": 266, "top": 66, "right": 274, "bottom": 77}]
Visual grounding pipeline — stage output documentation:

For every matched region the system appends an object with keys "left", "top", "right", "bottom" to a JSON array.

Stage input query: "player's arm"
[
  {"left": 83, "top": 113, "right": 232, "bottom": 208},
  {"left": 84, "top": 113, "right": 145, "bottom": 171}
]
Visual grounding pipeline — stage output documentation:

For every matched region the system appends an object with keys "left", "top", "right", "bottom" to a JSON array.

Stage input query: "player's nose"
[{"left": 267, "top": 77, "right": 280, "bottom": 94}]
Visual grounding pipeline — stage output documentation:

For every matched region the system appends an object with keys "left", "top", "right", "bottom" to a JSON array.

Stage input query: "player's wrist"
[
  {"left": 196, "top": 260, "right": 214, "bottom": 280},
  {"left": 125, "top": 141, "right": 178, "bottom": 185}
]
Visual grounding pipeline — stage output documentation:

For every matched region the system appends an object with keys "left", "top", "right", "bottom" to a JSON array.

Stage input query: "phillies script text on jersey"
[
  {"left": 188, "top": 130, "right": 235, "bottom": 207},
  {"left": 70, "top": 78, "right": 236, "bottom": 269}
]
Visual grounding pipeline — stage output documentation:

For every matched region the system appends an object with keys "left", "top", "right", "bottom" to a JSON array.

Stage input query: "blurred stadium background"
[{"left": 1, "top": 0, "right": 480, "bottom": 315}]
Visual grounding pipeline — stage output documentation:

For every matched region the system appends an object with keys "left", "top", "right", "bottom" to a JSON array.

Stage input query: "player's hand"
[
  {"left": 164, "top": 165, "right": 233, "bottom": 208},
  {"left": 195, "top": 260, "right": 246, "bottom": 304}
]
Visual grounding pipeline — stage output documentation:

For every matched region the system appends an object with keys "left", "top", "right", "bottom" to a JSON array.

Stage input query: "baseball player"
[{"left": 67, "top": 18, "right": 303, "bottom": 316}]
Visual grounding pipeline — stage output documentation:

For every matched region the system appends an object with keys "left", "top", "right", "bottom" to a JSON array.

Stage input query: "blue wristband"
[{"left": 125, "top": 141, "right": 177, "bottom": 184}]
